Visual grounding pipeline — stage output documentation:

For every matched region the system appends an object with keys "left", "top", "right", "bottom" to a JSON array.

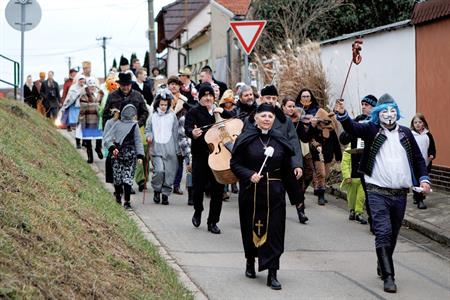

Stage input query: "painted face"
[
  {"left": 413, "top": 117, "right": 424, "bottom": 132},
  {"left": 255, "top": 111, "right": 275, "bottom": 130},
  {"left": 379, "top": 105, "right": 397, "bottom": 127}
]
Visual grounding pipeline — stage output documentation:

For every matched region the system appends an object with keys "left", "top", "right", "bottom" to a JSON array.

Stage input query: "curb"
[
  {"left": 326, "top": 186, "right": 450, "bottom": 247},
  {"left": 59, "top": 130, "right": 208, "bottom": 300}
]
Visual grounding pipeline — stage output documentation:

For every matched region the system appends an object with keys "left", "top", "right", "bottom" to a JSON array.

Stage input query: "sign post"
[
  {"left": 230, "top": 20, "right": 266, "bottom": 85},
  {"left": 5, "top": 0, "right": 42, "bottom": 102}
]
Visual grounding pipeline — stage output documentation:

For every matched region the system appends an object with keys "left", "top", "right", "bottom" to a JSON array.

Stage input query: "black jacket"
[
  {"left": 337, "top": 111, "right": 430, "bottom": 186},
  {"left": 231, "top": 100, "right": 257, "bottom": 119},
  {"left": 102, "top": 89, "right": 149, "bottom": 128},
  {"left": 40, "top": 79, "right": 60, "bottom": 108},
  {"left": 184, "top": 105, "right": 232, "bottom": 157},
  {"left": 339, "top": 114, "right": 369, "bottom": 178},
  {"left": 132, "top": 81, "right": 153, "bottom": 105}
]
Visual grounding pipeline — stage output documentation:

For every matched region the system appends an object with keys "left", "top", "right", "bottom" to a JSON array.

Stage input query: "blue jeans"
[
  {"left": 368, "top": 191, "right": 406, "bottom": 249},
  {"left": 173, "top": 155, "right": 184, "bottom": 188}
]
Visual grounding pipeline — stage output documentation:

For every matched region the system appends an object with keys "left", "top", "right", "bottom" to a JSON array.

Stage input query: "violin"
[{"left": 204, "top": 109, "right": 244, "bottom": 184}]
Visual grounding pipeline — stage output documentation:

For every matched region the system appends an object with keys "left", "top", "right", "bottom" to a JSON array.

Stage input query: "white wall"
[{"left": 320, "top": 26, "right": 416, "bottom": 125}]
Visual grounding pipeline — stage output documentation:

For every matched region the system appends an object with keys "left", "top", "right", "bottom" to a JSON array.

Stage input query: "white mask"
[{"left": 379, "top": 105, "right": 397, "bottom": 126}]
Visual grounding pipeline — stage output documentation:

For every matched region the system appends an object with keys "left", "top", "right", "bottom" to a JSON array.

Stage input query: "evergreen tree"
[
  {"left": 143, "top": 51, "right": 150, "bottom": 71},
  {"left": 112, "top": 58, "right": 117, "bottom": 69},
  {"left": 130, "top": 52, "right": 138, "bottom": 64}
]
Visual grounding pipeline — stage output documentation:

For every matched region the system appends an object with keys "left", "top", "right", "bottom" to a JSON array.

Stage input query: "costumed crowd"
[{"left": 23, "top": 55, "right": 435, "bottom": 293}]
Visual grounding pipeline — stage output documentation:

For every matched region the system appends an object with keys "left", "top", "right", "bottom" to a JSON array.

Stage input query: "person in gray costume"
[{"left": 145, "top": 89, "right": 180, "bottom": 205}]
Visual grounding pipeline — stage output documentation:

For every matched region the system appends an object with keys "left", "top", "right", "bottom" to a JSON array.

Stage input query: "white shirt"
[
  {"left": 413, "top": 129, "right": 430, "bottom": 166},
  {"left": 136, "top": 81, "right": 144, "bottom": 91},
  {"left": 365, "top": 125, "right": 412, "bottom": 189}
]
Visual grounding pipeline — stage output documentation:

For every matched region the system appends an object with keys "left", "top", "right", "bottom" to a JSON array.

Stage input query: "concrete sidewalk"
[{"left": 328, "top": 184, "right": 450, "bottom": 247}]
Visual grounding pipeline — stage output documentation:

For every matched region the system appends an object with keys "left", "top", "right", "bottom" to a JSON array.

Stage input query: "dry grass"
[
  {"left": 255, "top": 40, "right": 330, "bottom": 108},
  {"left": 0, "top": 100, "right": 192, "bottom": 299}
]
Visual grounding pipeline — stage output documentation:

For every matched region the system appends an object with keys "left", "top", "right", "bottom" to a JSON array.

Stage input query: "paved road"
[{"left": 65, "top": 130, "right": 450, "bottom": 300}]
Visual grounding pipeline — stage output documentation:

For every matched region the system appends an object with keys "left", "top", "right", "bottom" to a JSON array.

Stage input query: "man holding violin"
[{"left": 184, "top": 83, "right": 233, "bottom": 234}]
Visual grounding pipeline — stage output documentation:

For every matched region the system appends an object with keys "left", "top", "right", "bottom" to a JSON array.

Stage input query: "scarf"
[{"left": 104, "top": 104, "right": 138, "bottom": 146}]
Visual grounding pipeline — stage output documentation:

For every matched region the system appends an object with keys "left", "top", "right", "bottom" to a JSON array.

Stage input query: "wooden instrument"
[{"left": 204, "top": 111, "right": 244, "bottom": 184}]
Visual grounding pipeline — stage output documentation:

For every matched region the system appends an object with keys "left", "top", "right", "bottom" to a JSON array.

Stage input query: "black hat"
[
  {"left": 361, "top": 94, "right": 377, "bottom": 107},
  {"left": 116, "top": 72, "right": 133, "bottom": 85},
  {"left": 260, "top": 85, "right": 278, "bottom": 97},
  {"left": 377, "top": 93, "right": 396, "bottom": 106},
  {"left": 198, "top": 83, "right": 215, "bottom": 99},
  {"left": 256, "top": 103, "right": 276, "bottom": 114},
  {"left": 119, "top": 56, "right": 129, "bottom": 66}
]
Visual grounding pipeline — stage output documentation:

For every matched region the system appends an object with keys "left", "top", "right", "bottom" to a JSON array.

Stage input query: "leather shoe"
[
  {"left": 245, "top": 259, "right": 256, "bottom": 278},
  {"left": 207, "top": 223, "right": 221, "bottom": 234},
  {"left": 192, "top": 211, "right": 201, "bottom": 227},
  {"left": 173, "top": 186, "right": 183, "bottom": 195},
  {"left": 417, "top": 199, "right": 427, "bottom": 209},
  {"left": 355, "top": 214, "right": 368, "bottom": 224}
]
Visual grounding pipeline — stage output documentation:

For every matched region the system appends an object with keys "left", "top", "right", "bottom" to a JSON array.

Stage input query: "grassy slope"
[{"left": 0, "top": 100, "right": 192, "bottom": 299}]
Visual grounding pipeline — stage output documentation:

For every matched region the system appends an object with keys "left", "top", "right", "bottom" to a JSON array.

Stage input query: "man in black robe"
[{"left": 231, "top": 103, "right": 294, "bottom": 290}]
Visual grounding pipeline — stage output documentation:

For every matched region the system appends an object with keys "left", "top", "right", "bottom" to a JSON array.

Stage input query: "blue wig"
[{"left": 370, "top": 102, "right": 402, "bottom": 125}]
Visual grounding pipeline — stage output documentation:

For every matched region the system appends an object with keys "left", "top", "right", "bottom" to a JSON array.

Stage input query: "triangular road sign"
[{"left": 230, "top": 20, "right": 267, "bottom": 55}]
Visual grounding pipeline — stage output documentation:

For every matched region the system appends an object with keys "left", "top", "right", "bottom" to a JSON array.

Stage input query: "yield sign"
[{"left": 230, "top": 20, "right": 267, "bottom": 55}]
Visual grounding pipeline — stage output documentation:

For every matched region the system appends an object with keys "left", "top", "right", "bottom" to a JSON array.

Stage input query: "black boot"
[
  {"left": 318, "top": 190, "right": 326, "bottom": 206},
  {"left": 76, "top": 138, "right": 81, "bottom": 149},
  {"left": 417, "top": 199, "right": 427, "bottom": 209},
  {"left": 138, "top": 180, "right": 146, "bottom": 192},
  {"left": 114, "top": 185, "right": 123, "bottom": 205},
  {"left": 187, "top": 187, "right": 194, "bottom": 206},
  {"left": 161, "top": 194, "right": 169, "bottom": 205},
  {"left": 123, "top": 184, "right": 132, "bottom": 210},
  {"left": 355, "top": 213, "right": 368, "bottom": 224},
  {"left": 245, "top": 258, "right": 256, "bottom": 278},
  {"left": 207, "top": 223, "right": 221, "bottom": 234},
  {"left": 153, "top": 191, "right": 161, "bottom": 204},
  {"left": 376, "top": 247, "right": 397, "bottom": 293},
  {"left": 95, "top": 147, "right": 103, "bottom": 160},
  {"left": 296, "top": 204, "right": 308, "bottom": 224},
  {"left": 266, "top": 269, "right": 282, "bottom": 290},
  {"left": 86, "top": 146, "right": 94, "bottom": 164}
]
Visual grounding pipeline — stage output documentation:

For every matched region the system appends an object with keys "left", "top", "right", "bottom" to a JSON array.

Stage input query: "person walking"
[
  {"left": 103, "top": 104, "right": 144, "bottom": 209},
  {"left": 334, "top": 94, "right": 431, "bottom": 293},
  {"left": 40, "top": 71, "right": 61, "bottom": 119},
  {"left": 61, "top": 76, "right": 86, "bottom": 148},
  {"left": 23, "top": 75, "right": 37, "bottom": 108},
  {"left": 411, "top": 113, "right": 436, "bottom": 209},
  {"left": 145, "top": 89, "right": 180, "bottom": 205},
  {"left": 231, "top": 103, "right": 294, "bottom": 290},
  {"left": 76, "top": 79, "right": 103, "bottom": 163},
  {"left": 132, "top": 68, "right": 153, "bottom": 106}
]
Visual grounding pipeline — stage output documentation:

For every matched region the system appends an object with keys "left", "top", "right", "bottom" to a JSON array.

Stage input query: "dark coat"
[
  {"left": 337, "top": 112, "right": 430, "bottom": 186},
  {"left": 339, "top": 114, "right": 369, "bottom": 178},
  {"left": 40, "top": 79, "right": 61, "bottom": 109},
  {"left": 231, "top": 125, "right": 293, "bottom": 271},
  {"left": 24, "top": 84, "right": 37, "bottom": 108},
  {"left": 184, "top": 105, "right": 232, "bottom": 157},
  {"left": 231, "top": 100, "right": 257, "bottom": 119},
  {"left": 196, "top": 78, "right": 228, "bottom": 99},
  {"left": 102, "top": 89, "right": 149, "bottom": 128},
  {"left": 132, "top": 81, "right": 154, "bottom": 105}
]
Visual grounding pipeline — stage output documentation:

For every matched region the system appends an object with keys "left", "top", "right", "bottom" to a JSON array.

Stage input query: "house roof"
[
  {"left": 215, "top": 0, "right": 251, "bottom": 16},
  {"left": 156, "top": 0, "right": 209, "bottom": 52},
  {"left": 411, "top": 0, "right": 450, "bottom": 25}
]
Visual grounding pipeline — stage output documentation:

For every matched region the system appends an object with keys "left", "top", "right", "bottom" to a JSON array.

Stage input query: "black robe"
[{"left": 231, "top": 126, "right": 294, "bottom": 271}]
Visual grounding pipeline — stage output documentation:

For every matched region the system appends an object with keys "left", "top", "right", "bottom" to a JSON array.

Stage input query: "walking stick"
[
  {"left": 142, "top": 143, "right": 151, "bottom": 204},
  {"left": 339, "top": 39, "right": 363, "bottom": 100}
]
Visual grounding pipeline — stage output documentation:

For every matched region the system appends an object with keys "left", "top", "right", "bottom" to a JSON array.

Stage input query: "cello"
[{"left": 204, "top": 110, "right": 244, "bottom": 184}]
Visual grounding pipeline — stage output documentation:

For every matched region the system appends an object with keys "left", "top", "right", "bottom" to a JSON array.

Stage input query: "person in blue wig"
[{"left": 334, "top": 94, "right": 431, "bottom": 294}]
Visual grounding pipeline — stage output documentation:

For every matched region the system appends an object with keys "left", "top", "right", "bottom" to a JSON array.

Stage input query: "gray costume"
[{"left": 145, "top": 109, "right": 180, "bottom": 196}]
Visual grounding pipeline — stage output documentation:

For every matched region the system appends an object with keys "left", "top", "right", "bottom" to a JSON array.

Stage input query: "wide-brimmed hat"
[
  {"left": 178, "top": 67, "right": 192, "bottom": 76},
  {"left": 116, "top": 72, "right": 133, "bottom": 85}
]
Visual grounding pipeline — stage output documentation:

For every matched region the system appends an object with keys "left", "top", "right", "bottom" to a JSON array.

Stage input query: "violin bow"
[{"left": 339, "top": 38, "right": 363, "bottom": 100}]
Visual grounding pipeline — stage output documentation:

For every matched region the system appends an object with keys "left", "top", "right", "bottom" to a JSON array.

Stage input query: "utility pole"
[
  {"left": 66, "top": 56, "right": 72, "bottom": 70},
  {"left": 96, "top": 36, "right": 111, "bottom": 79},
  {"left": 147, "top": 0, "right": 156, "bottom": 69}
]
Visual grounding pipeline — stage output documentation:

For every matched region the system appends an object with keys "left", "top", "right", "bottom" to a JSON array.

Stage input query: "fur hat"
[
  {"left": 119, "top": 56, "right": 129, "bottom": 66},
  {"left": 260, "top": 85, "right": 278, "bottom": 97},
  {"left": 167, "top": 75, "right": 182, "bottom": 86},
  {"left": 198, "top": 83, "right": 215, "bottom": 100},
  {"left": 256, "top": 103, "right": 276, "bottom": 114},
  {"left": 361, "top": 94, "right": 377, "bottom": 107}
]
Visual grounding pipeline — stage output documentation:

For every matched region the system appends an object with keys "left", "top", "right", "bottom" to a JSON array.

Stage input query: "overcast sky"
[{"left": 1, "top": 0, "right": 173, "bottom": 88}]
